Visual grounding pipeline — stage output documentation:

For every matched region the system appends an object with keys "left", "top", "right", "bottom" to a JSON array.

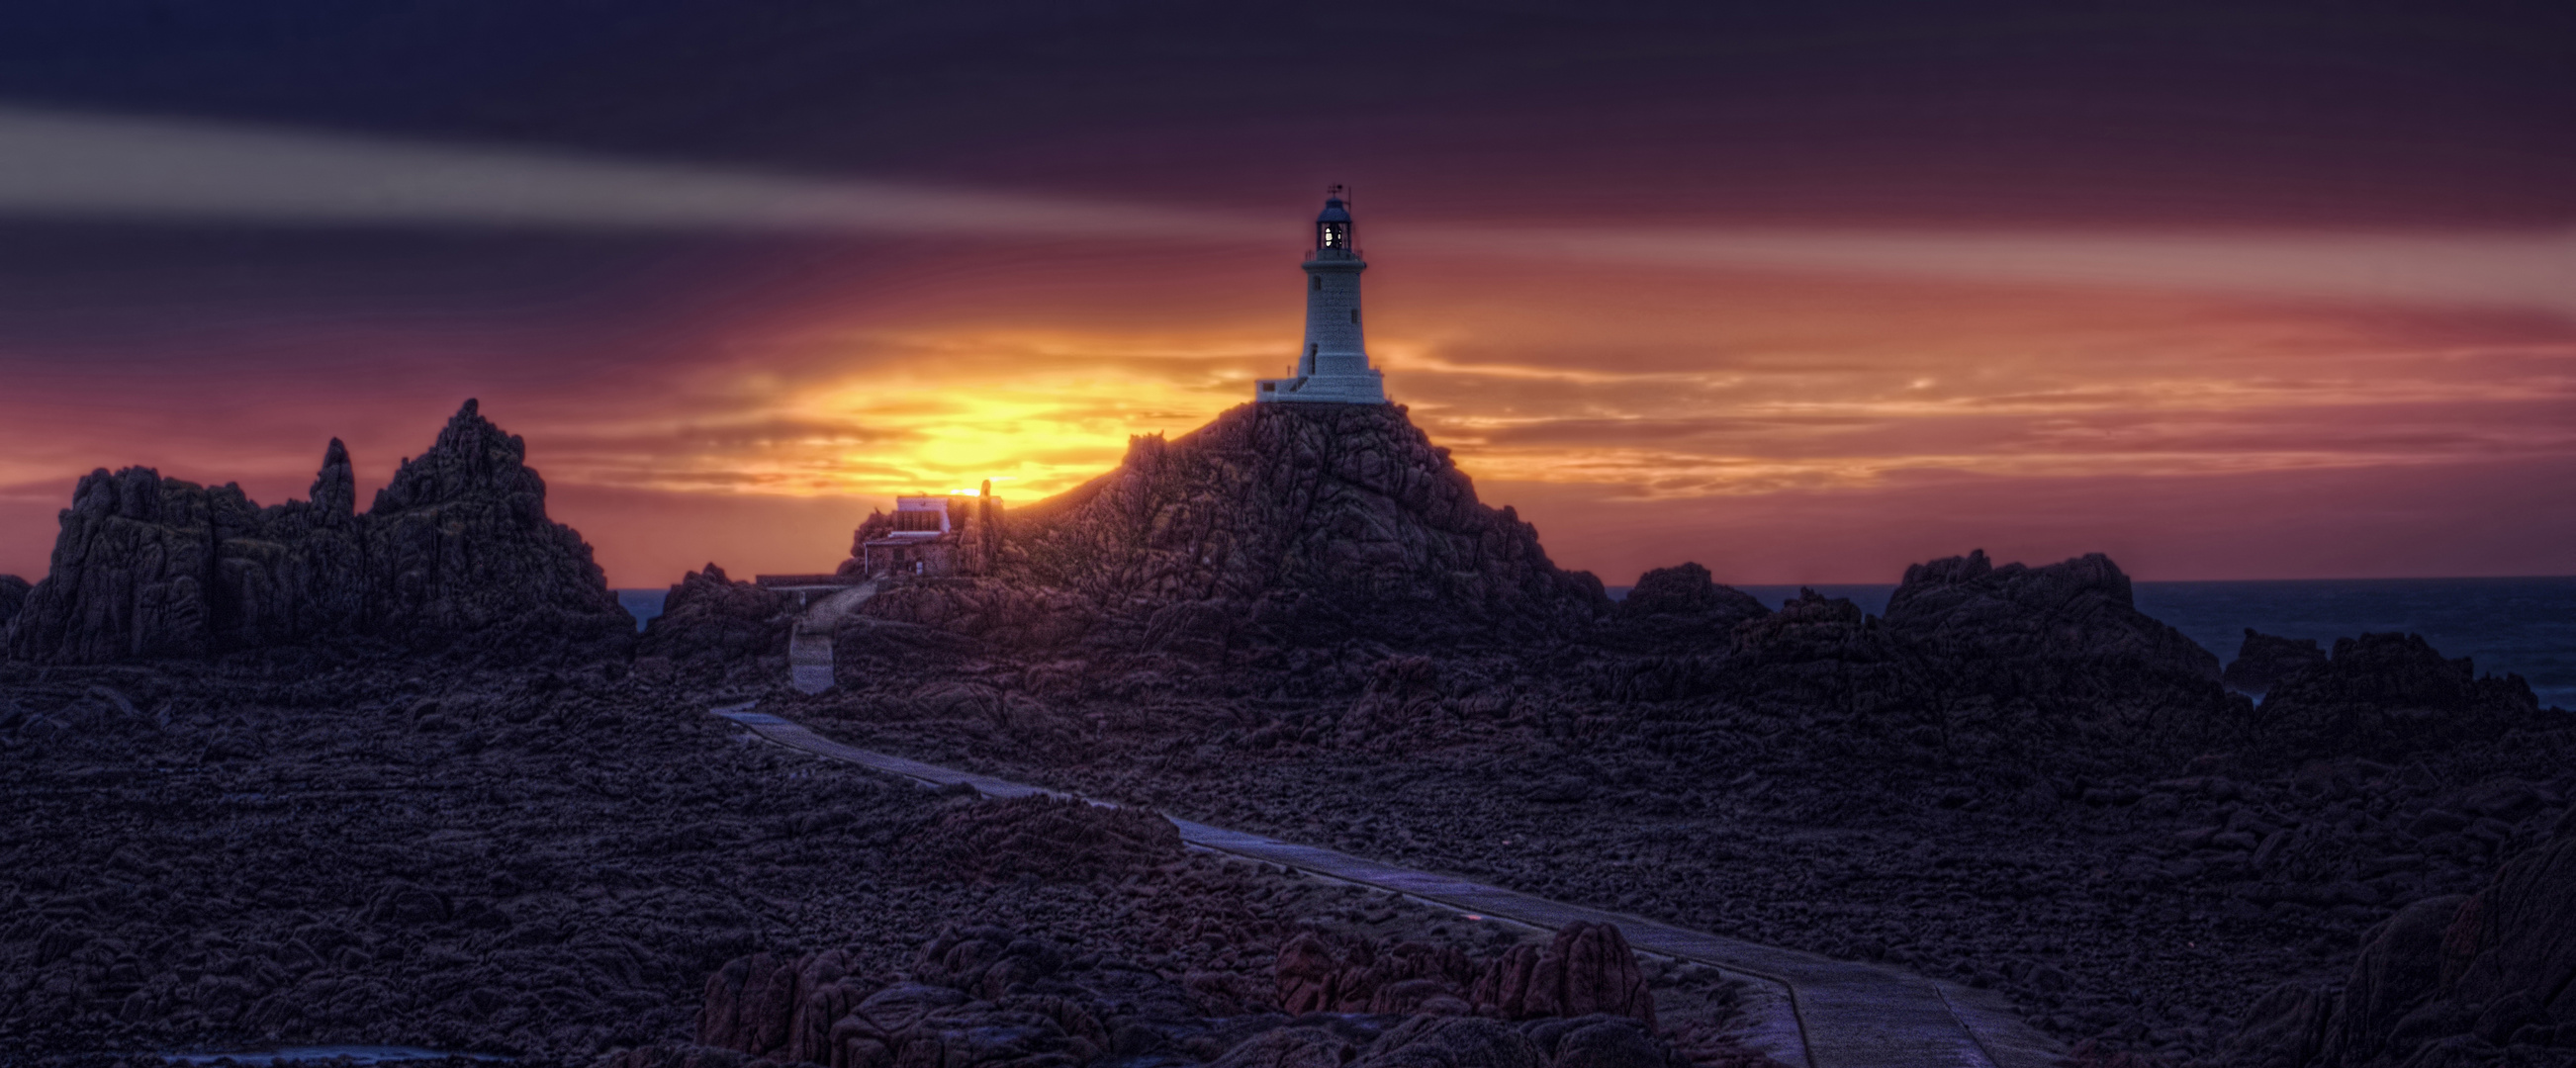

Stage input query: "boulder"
[
  {"left": 1213, "top": 1026, "right": 1359, "bottom": 1068},
  {"left": 1274, "top": 932, "right": 1359, "bottom": 1015},
  {"left": 696, "top": 947, "right": 874, "bottom": 1064},
  {"left": 2224, "top": 830, "right": 2576, "bottom": 1066},
  {"left": 1358, "top": 1015, "right": 1547, "bottom": 1068},
  {"left": 1275, "top": 934, "right": 1478, "bottom": 1016},
  {"left": 1470, "top": 923, "right": 1655, "bottom": 1028},
  {"left": 913, "top": 927, "right": 1066, "bottom": 1000},
  {"left": 2314, "top": 895, "right": 2473, "bottom": 1066},
  {"left": 823, "top": 983, "right": 1098, "bottom": 1068},
  {"left": 2218, "top": 982, "right": 2338, "bottom": 1068},
  {"left": 2442, "top": 838, "right": 2576, "bottom": 1041},
  {"left": 697, "top": 951, "right": 800, "bottom": 1058},
  {"left": 2224, "top": 629, "right": 2329, "bottom": 696},
  {"left": 1521, "top": 1016, "right": 1682, "bottom": 1068},
  {"left": 597, "top": 1045, "right": 750, "bottom": 1068},
  {"left": 4, "top": 400, "right": 631, "bottom": 664}
]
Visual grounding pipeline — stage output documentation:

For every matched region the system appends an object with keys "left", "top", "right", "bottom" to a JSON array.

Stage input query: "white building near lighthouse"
[{"left": 1255, "top": 189, "right": 1387, "bottom": 404}]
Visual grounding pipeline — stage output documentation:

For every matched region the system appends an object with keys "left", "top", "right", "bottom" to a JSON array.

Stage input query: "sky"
[{"left": 1, "top": 1, "right": 2571, "bottom": 587}]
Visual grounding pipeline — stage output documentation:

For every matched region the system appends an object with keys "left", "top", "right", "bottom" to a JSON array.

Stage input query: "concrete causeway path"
[
  {"left": 710, "top": 702, "right": 2067, "bottom": 1068},
  {"left": 783, "top": 581, "right": 877, "bottom": 694}
]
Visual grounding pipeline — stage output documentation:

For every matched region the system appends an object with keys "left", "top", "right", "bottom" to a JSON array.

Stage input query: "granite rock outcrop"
[
  {"left": 906, "top": 793, "right": 1186, "bottom": 884},
  {"left": 997, "top": 403, "right": 1609, "bottom": 648},
  {"left": 686, "top": 922, "right": 1695, "bottom": 1068},
  {"left": 2226, "top": 824, "right": 2576, "bottom": 1067},
  {"left": 0, "top": 575, "right": 29, "bottom": 631},
  {"left": 2252, "top": 633, "right": 2543, "bottom": 762},
  {"left": 2223, "top": 629, "right": 2330, "bottom": 697},
  {"left": 1881, "top": 550, "right": 2218, "bottom": 681},
  {"left": 1, "top": 400, "right": 630, "bottom": 664},
  {"left": 1470, "top": 923, "right": 1658, "bottom": 1028},
  {"left": 638, "top": 564, "right": 791, "bottom": 667},
  {"left": 1597, "top": 563, "right": 1770, "bottom": 652}
]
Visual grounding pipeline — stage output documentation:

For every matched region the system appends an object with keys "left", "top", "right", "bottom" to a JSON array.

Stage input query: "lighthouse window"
[
  {"left": 1349, "top": 310, "right": 1358, "bottom": 323},
  {"left": 1312, "top": 275, "right": 1321, "bottom": 291}
]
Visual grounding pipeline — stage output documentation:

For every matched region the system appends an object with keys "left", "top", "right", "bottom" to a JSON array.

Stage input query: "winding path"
[{"left": 709, "top": 702, "right": 2067, "bottom": 1068}]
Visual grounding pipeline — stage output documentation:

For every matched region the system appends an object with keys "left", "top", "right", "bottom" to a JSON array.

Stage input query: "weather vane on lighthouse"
[{"left": 1254, "top": 187, "right": 1387, "bottom": 404}]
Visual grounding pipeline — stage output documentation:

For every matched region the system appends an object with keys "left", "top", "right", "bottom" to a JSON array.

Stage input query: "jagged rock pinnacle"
[{"left": 2, "top": 400, "right": 625, "bottom": 663}]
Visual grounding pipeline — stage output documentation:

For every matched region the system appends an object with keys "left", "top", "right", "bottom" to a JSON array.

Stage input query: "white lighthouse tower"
[{"left": 1255, "top": 188, "right": 1386, "bottom": 404}]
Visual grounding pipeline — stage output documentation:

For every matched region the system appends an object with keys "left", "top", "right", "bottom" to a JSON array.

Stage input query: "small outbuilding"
[{"left": 849, "top": 481, "right": 1005, "bottom": 578}]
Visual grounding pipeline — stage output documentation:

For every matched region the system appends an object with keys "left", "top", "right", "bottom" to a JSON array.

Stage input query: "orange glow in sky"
[
  {"left": 5, "top": 233, "right": 2571, "bottom": 588},
  {"left": 1, "top": 7, "right": 2571, "bottom": 591}
]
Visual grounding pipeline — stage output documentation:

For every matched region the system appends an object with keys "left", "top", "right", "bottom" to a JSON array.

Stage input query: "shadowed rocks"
[
  {"left": 2226, "top": 821, "right": 2576, "bottom": 1067},
  {"left": 995, "top": 402, "right": 1610, "bottom": 648},
  {"left": 11, "top": 650, "right": 1812, "bottom": 1064},
  {"left": 2224, "top": 629, "right": 2329, "bottom": 697},
  {"left": 907, "top": 793, "right": 1186, "bottom": 884},
  {"left": 0, "top": 575, "right": 28, "bottom": 631},
  {"left": 1881, "top": 550, "right": 2219, "bottom": 681},
  {"left": 639, "top": 564, "right": 791, "bottom": 668},
  {"left": 1597, "top": 563, "right": 1769, "bottom": 652},
  {"left": 1, "top": 400, "right": 630, "bottom": 665},
  {"left": 1471, "top": 923, "right": 1658, "bottom": 1029},
  {"left": 683, "top": 922, "right": 1703, "bottom": 1068},
  {"left": 1268, "top": 923, "right": 1655, "bottom": 1029},
  {"left": 2250, "top": 633, "right": 2545, "bottom": 763}
]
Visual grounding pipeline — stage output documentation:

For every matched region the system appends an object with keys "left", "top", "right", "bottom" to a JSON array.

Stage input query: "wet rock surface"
[{"left": 1, "top": 401, "right": 631, "bottom": 666}]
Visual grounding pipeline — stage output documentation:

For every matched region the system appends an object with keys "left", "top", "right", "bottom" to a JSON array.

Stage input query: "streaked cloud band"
[{"left": 0, "top": 105, "right": 2569, "bottom": 318}]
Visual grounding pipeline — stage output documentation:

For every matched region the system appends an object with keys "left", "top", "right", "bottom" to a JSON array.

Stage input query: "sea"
[{"left": 615, "top": 578, "right": 2576, "bottom": 710}]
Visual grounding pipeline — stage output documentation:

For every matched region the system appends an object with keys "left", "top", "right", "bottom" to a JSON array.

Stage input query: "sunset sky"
[{"left": 2, "top": 2, "right": 2571, "bottom": 587}]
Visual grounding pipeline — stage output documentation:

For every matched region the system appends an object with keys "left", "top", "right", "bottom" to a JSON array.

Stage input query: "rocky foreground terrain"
[
  {"left": 6, "top": 400, "right": 2574, "bottom": 1068},
  {"left": 0, "top": 655, "right": 1785, "bottom": 1068}
]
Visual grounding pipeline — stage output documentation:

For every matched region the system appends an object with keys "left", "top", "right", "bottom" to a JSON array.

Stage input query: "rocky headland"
[
  {"left": 1, "top": 400, "right": 632, "bottom": 667},
  {"left": 5, "top": 399, "right": 2573, "bottom": 1068},
  {"left": 835, "top": 403, "right": 1608, "bottom": 656}
]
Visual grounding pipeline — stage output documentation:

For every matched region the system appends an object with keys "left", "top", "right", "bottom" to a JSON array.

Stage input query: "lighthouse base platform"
[{"left": 1255, "top": 371, "right": 1385, "bottom": 404}]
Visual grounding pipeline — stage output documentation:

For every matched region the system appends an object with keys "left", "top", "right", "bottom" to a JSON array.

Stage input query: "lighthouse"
[{"left": 1255, "top": 189, "right": 1387, "bottom": 404}]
